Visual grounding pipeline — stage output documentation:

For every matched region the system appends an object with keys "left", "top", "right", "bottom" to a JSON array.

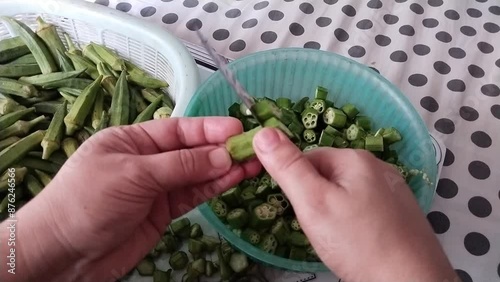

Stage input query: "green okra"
[
  {"left": 59, "top": 91, "right": 77, "bottom": 104},
  {"left": 25, "top": 173, "right": 44, "bottom": 196},
  {"left": 0, "top": 78, "right": 39, "bottom": 98},
  {"left": 56, "top": 49, "right": 75, "bottom": 72},
  {"left": 153, "top": 106, "right": 172, "bottom": 119},
  {"left": 169, "top": 251, "right": 189, "bottom": 270},
  {"left": 0, "top": 63, "right": 41, "bottom": 78},
  {"left": 132, "top": 87, "right": 148, "bottom": 113},
  {"left": 17, "top": 157, "right": 61, "bottom": 174},
  {"left": 153, "top": 269, "right": 171, "bottom": 282},
  {"left": 0, "top": 17, "right": 57, "bottom": 74},
  {"left": 65, "top": 52, "right": 99, "bottom": 79},
  {"left": 129, "top": 86, "right": 137, "bottom": 124},
  {"left": 19, "top": 69, "right": 86, "bottom": 87},
  {"left": 63, "top": 33, "right": 81, "bottom": 55},
  {"left": 189, "top": 223, "right": 203, "bottom": 238},
  {"left": 6, "top": 53, "right": 37, "bottom": 65},
  {"left": 109, "top": 70, "right": 130, "bottom": 126},
  {"left": 41, "top": 101, "right": 67, "bottom": 159},
  {"left": 0, "top": 107, "right": 35, "bottom": 130},
  {"left": 0, "top": 136, "right": 20, "bottom": 151},
  {"left": 13, "top": 91, "right": 59, "bottom": 107},
  {"left": 62, "top": 137, "right": 79, "bottom": 158},
  {"left": 34, "top": 169, "right": 52, "bottom": 186},
  {"left": 216, "top": 246, "right": 233, "bottom": 280},
  {"left": 97, "top": 62, "right": 119, "bottom": 78},
  {"left": 136, "top": 258, "right": 155, "bottom": 276},
  {"left": 101, "top": 75, "right": 117, "bottom": 96},
  {"left": 126, "top": 61, "right": 168, "bottom": 89},
  {"left": 41, "top": 78, "right": 93, "bottom": 90},
  {"left": 0, "top": 130, "right": 45, "bottom": 173},
  {"left": 225, "top": 126, "right": 262, "bottom": 162},
  {"left": 0, "top": 37, "right": 30, "bottom": 64},
  {"left": 0, "top": 95, "right": 26, "bottom": 115},
  {"left": 0, "top": 115, "right": 46, "bottom": 138},
  {"left": 64, "top": 75, "right": 103, "bottom": 135},
  {"left": 36, "top": 17, "right": 68, "bottom": 68},
  {"left": 75, "top": 129, "right": 92, "bottom": 144},
  {"left": 57, "top": 88, "right": 82, "bottom": 97},
  {"left": 94, "top": 111, "right": 110, "bottom": 133},
  {"left": 82, "top": 44, "right": 104, "bottom": 65},
  {"left": 91, "top": 90, "right": 105, "bottom": 129},
  {"left": 90, "top": 43, "right": 124, "bottom": 71},
  {"left": 0, "top": 167, "right": 28, "bottom": 193}
]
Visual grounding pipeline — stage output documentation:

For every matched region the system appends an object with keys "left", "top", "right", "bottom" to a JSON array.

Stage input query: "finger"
[
  {"left": 140, "top": 145, "right": 233, "bottom": 188},
  {"left": 253, "top": 128, "right": 334, "bottom": 204},
  {"left": 135, "top": 117, "right": 244, "bottom": 154}
]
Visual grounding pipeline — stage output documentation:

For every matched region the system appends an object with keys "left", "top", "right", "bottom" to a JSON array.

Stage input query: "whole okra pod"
[
  {"left": 62, "top": 137, "right": 79, "bottom": 158},
  {"left": 0, "top": 136, "right": 20, "bottom": 151},
  {"left": 109, "top": 70, "right": 130, "bottom": 126},
  {"left": 0, "top": 37, "right": 30, "bottom": 64},
  {"left": 65, "top": 52, "right": 99, "bottom": 80},
  {"left": 91, "top": 90, "right": 105, "bottom": 129},
  {"left": 36, "top": 17, "right": 68, "bottom": 68},
  {"left": 0, "top": 115, "right": 46, "bottom": 138},
  {"left": 0, "top": 130, "right": 46, "bottom": 173},
  {"left": 0, "top": 107, "right": 35, "bottom": 130},
  {"left": 0, "top": 78, "right": 39, "bottom": 98},
  {"left": 41, "top": 101, "right": 67, "bottom": 159}
]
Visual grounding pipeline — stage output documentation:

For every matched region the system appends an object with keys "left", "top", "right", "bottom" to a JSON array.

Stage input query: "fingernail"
[
  {"left": 209, "top": 147, "right": 231, "bottom": 169},
  {"left": 254, "top": 128, "right": 280, "bottom": 153}
]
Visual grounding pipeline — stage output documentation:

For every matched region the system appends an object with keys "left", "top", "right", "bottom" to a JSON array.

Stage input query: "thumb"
[{"left": 253, "top": 128, "right": 327, "bottom": 203}]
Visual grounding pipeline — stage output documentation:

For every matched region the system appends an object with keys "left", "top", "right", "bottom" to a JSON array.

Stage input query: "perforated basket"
[{"left": 0, "top": 0, "right": 200, "bottom": 117}]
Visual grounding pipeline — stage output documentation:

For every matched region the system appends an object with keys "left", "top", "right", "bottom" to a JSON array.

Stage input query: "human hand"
[
  {"left": 5, "top": 117, "right": 260, "bottom": 282},
  {"left": 253, "top": 128, "right": 458, "bottom": 282}
]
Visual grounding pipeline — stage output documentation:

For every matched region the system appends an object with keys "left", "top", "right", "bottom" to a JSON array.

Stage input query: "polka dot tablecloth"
[{"left": 89, "top": 0, "right": 499, "bottom": 281}]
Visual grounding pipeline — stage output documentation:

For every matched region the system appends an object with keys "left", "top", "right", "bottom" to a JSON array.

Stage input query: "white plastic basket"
[{"left": 0, "top": 0, "right": 201, "bottom": 117}]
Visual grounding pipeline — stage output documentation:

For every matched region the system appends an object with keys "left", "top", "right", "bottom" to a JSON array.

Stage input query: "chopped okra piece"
[
  {"left": 226, "top": 126, "right": 262, "bottom": 162},
  {"left": 210, "top": 198, "right": 229, "bottom": 220},
  {"left": 242, "top": 117, "right": 260, "bottom": 131},
  {"left": 169, "top": 251, "right": 189, "bottom": 270},
  {"left": 154, "top": 240, "right": 168, "bottom": 253},
  {"left": 271, "top": 218, "right": 290, "bottom": 244},
  {"left": 374, "top": 128, "right": 385, "bottom": 137},
  {"left": 276, "top": 97, "right": 292, "bottom": 109},
  {"left": 191, "top": 258, "right": 206, "bottom": 276},
  {"left": 229, "top": 252, "right": 249, "bottom": 273},
  {"left": 260, "top": 173, "right": 272, "bottom": 187},
  {"left": 341, "top": 103, "right": 360, "bottom": 119},
  {"left": 199, "top": 235, "right": 219, "bottom": 252},
  {"left": 310, "top": 99, "right": 326, "bottom": 113},
  {"left": 280, "top": 108, "right": 296, "bottom": 125},
  {"left": 288, "top": 120, "right": 305, "bottom": 136},
  {"left": 205, "top": 261, "right": 217, "bottom": 277},
  {"left": 267, "top": 193, "right": 290, "bottom": 215},
  {"left": 287, "top": 231, "right": 310, "bottom": 247},
  {"left": 318, "top": 130, "right": 335, "bottom": 147},
  {"left": 323, "top": 107, "right": 347, "bottom": 128},
  {"left": 289, "top": 247, "right": 308, "bottom": 261},
  {"left": 303, "top": 144, "right": 319, "bottom": 152},
  {"left": 239, "top": 102, "right": 252, "bottom": 117},
  {"left": 246, "top": 199, "right": 264, "bottom": 214},
  {"left": 301, "top": 107, "right": 319, "bottom": 129},
  {"left": 264, "top": 117, "right": 294, "bottom": 138},
  {"left": 249, "top": 203, "right": 278, "bottom": 229},
  {"left": 292, "top": 97, "right": 309, "bottom": 113},
  {"left": 188, "top": 238, "right": 205, "bottom": 255},
  {"left": 190, "top": 223, "right": 203, "bottom": 239},
  {"left": 221, "top": 187, "right": 242, "bottom": 208},
  {"left": 162, "top": 234, "right": 179, "bottom": 253},
  {"left": 232, "top": 228, "right": 242, "bottom": 237},
  {"left": 241, "top": 228, "right": 261, "bottom": 245},
  {"left": 290, "top": 218, "right": 301, "bottom": 231},
  {"left": 255, "top": 183, "right": 273, "bottom": 199},
  {"left": 227, "top": 208, "right": 249, "bottom": 229},
  {"left": 169, "top": 218, "right": 191, "bottom": 238},
  {"left": 350, "top": 139, "right": 366, "bottom": 149},
  {"left": 365, "top": 135, "right": 384, "bottom": 152},
  {"left": 332, "top": 136, "right": 349, "bottom": 148},
  {"left": 137, "top": 258, "right": 156, "bottom": 276},
  {"left": 382, "top": 127, "right": 402, "bottom": 144},
  {"left": 346, "top": 124, "right": 366, "bottom": 141},
  {"left": 216, "top": 246, "right": 233, "bottom": 280},
  {"left": 303, "top": 129, "right": 317, "bottom": 143},
  {"left": 315, "top": 86, "right": 328, "bottom": 100},
  {"left": 259, "top": 234, "right": 278, "bottom": 254},
  {"left": 241, "top": 189, "right": 257, "bottom": 206},
  {"left": 355, "top": 116, "right": 372, "bottom": 131},
  {"left": 252, "top": 99, "right": 281, "bottom": 122},
  {"left": 324, "top": 125, "right": 344, "bottom": 137}
]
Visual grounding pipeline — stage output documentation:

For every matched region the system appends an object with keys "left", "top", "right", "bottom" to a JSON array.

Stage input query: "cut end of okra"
[
  {"left": 310, "top": 99, "right": 326, "bottom": 114},
  {"left": 315, "top": 86, "right": 328, "bottom": 100},
  {"left": 249, "top": 203, "right": 277, "bottom": 229},
  {"left": 346, "top": 124, "right": 366, "bottom": 141},
  {"left": 169, "top": 251, "right": 189, "bottom": 270},
  {"left": 301, "top": 108, "right": 319, "bottom": 129},
  {"left": 302, "top": 129, "right": 317, "bottom": 144},
  {"left": 323, "top": 107, "right": 347, "bottom": 128},
  {"left": 365, "top": 135, "right": 384, "bottom": 152},
  {"left": 226, "top": 208, "right": 249, "bottom": 229}
]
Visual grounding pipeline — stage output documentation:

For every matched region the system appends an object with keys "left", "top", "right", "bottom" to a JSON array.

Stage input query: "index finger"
[{"left": 137, "top": 117, "right": 243, "bottom": 152}]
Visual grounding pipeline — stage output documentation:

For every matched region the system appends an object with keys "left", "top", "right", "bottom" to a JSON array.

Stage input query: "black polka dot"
[
  {"left": 324, "top": 0, "right": 338, "bottom": 4},
  {"left": 299, "top": 2, "right": 314, "bottom": 14},
  {"left": 492, "top": 104, "right": 500, "bottom": 119},
  {"left": 186, "top": 18, "right": 202, "bottom": 31},
  {"left": 342, "top": 5, "right": 356, "bottom": 17},
  {"left": 447, "top": 79, "right": 466, "bottom": 92},
  {"left": 413, "top": 44, "right": 430, "bottom": 55},
  {"left": 497, "top": 263, "right": 500, "bottom": 278},
  {"left": 410, "top": 3, "right": 424, "bottom": 14},
  {"left": 449, "top": 47, "right": 466, "bottom": 59},
  {"left": 460, "top": 106, "right": 479, "bottom": 121},
  {"left": 304, "top": 41, "right": 321, "bottom": 49},
  {"left": 348, "top": 46, "right": 365, "bottom": 58},
  {"left": 456, "top": 270, "right": 473, "bottom": 282},
  {"left": 203, "top": 2, "right": 218, "bottom": 13},
  {"left": 460, "top": 26, "right": 477, "bottom": 36},
  {"left": 390, "top": 51, "right": 407, "bottom": 62},
  {"left": 481, "top": 84, "right": 500, "bottom": 97},
  {"left": 478, "top": 41, "right": 494, "bottom": 54},
  {"left": 254, "top": 1, "right": 269, "bottom": 10},
  {"left": 436, "top": 178, "right": 458, "bottom": 199},
  {"left": 399, "top": 25, "right": 415, "bottom": 36},
  {"left": 428, "top": 0, "right": 443, "bottom": 7},
  {"left": 469, "top": 161, "right": 491, "bottom": 180},
  {"left": 467, "top": 8, "right": 482, "bottom": 17},
  {"left": 383, "top": 14, "right": 399, "bottom": 24},
  {"left": 316, "top": 17, "right": 332, "bottom": 27},
  {"left": 420, "top": 96, "right": 439, "bottom": 112},
  {"left": 496, "top": 59, "right": 500, "bottom": 68},
  {"left": 242, "top": 19, "right": 258, "bottom": 29},
  {"left": 469, "top": 197, "right": 492, "bottom": 217},
  {"left": 395, "top": 0, "right": 407, "bottom": 2},
  {"left": 434, "top": 118, "right": 455, "bottom": 134},
  {"left": 484, "top": 22, "right": 500, "bottom": 33},
  {"left": 226, "top": 9, "right": 241, "bottom": 18},
  {"left": 423, "top": 18, "right": 439, "bottom": 28},
  {"left": 183, "top": 0, "right": 198, "bottom": 8},
  {"left": 436, "top": 31, "right": 452, "bottom": 43},
  {"left": 268, "top": 10, "right": 284, "bottom": 21},
  {"left": 334, "top": 28, "right": 349, "bottom": 42},
  {"left": 229, "top": 40, "right": 246, "bottom": 52},
  {"left": 476, "top": 0, "right": 487, "bottom": 2},
  {"left": 161, "top": 0, "right": 172, "bottom": 2},
  {"left": 213, "top": 29, "right": 229, "bottom": 41},
  {"left": 471, "top": 131, "right": 492, "bottom": 148},
  {"left": 489, "top": 5, "right": 500, "bottom": 15},
  {"left": 464, "top": 232, "right": 490, "bottom": 256},
  {"left": 289, "top": 23, "right": 305, "bottom": 36},
  {"left": 367, "top": 0, "right": 382, "bottom": 9},
  {"left": 427, "top": 211, "right": 450, "bottom": 234},
  {"left": 261, "top": 31, "right": 277, "bottom": 44},
  {"left": 433, "top": 61, "right": 451, "bottom": 74},
  {"left": 162, "top": 13, "right": 178, "bottom": 24},
  {"left": 116, "top": 2, "right": 132, "bottom": 12},
  {"left": 368, "top": 67, "right": 379, "bottom": 73},
  {"left": 444, "top": 148, "right": 454, "bottom": 166},
  {"left": 356, "top": 19, "right": 373, "bottom": 29},
  {"left": 95, "top": 0, "right": 109, "bottom": 6},
  {"left": 467, "top": 65, "right": 485, "bottom": 78},
  {"left": 445, "top": 9, "right": 460, "bottom": 20},
  {"left": 408, "top": 74, "right": 428, "bottom": 87},
  {"left": 375, "top": 35, "right": 391, "bottom": 46},
  {"left": 140, "top": 6, "right": 156, "bottom": 17}
]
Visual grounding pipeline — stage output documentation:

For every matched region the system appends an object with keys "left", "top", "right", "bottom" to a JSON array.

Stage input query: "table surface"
[{"left": 88, "top": 0, "right": 500, "bottom": 281}]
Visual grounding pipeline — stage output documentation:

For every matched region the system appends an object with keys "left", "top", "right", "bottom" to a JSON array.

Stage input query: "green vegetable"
[
  {"left": 0, "top": 37, "right": 30, "bottom": 64},
  {"left": 35, "top": 17, "right": 68, "bottom": 68},
  {"left": 0, "top": 107, "right": 35, "bottom": 130},
  {"left": 0, "top": 78, "right": 39, "bottom": 98},
  {"left": 136, "top": 258, "right": 155, "bottom": 276},
  {"left": 109, "top": 70, "right": 130, "bottom": 126},
  {"left": 0, "top": 116, "right": 46, "bottom": 138},
  {"left": 41, "top": 101, "right": 67, "bottom": 159},
  {"left": 169, "top": 251, "right": 189, "bottom": 270}
]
